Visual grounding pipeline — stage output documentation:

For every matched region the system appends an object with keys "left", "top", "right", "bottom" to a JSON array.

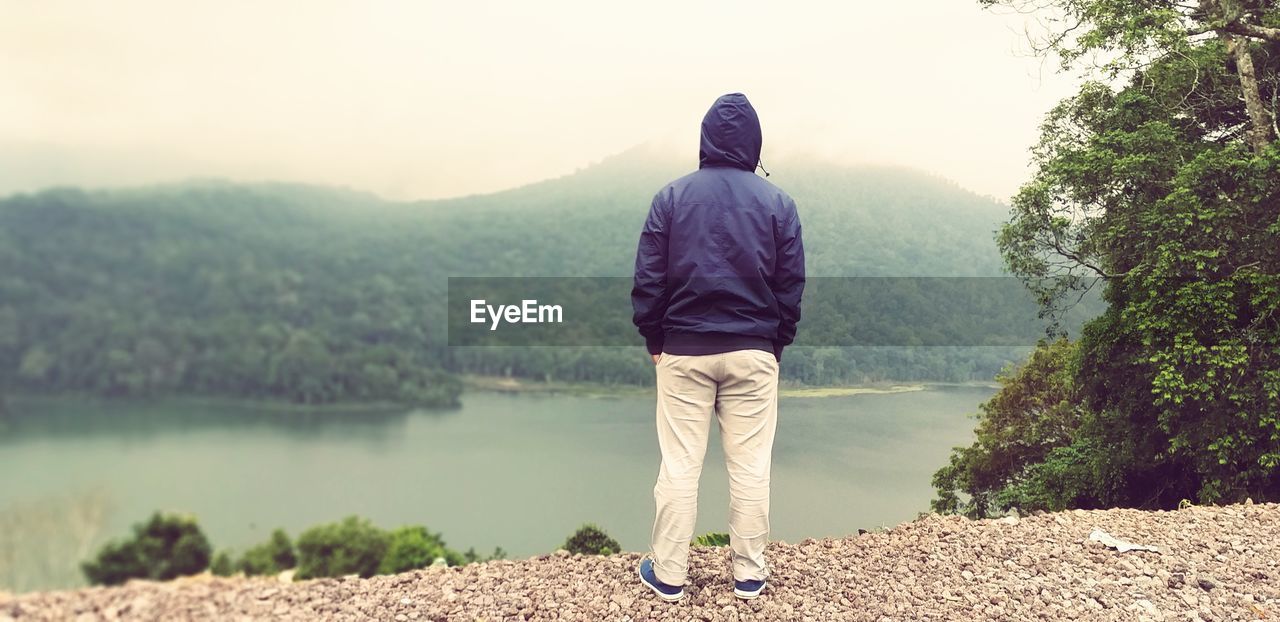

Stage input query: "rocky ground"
[{"left": 2, "top": 502, "right": 1277, "bottom": 621}]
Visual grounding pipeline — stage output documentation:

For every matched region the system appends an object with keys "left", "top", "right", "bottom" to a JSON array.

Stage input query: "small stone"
[
  {"left": 1133, "top": 599, "right": 1159, "bottom": 616},
  {"left": 1197, "top": 578, "right": 1215, "bottom": 591}
]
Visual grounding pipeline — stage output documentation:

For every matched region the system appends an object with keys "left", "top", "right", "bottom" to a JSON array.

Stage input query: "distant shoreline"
[
  {"left": 2, "top": 392, "right": 426, "bottom": 415},
  {"left": 462, "top": 375, "right": 998, "bottom": 399},
  {"left": 1, "top": 379, "right": 1000, "bottom": 416}
]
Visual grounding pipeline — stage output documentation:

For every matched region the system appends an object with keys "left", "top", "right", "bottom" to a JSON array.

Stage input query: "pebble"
[{"left": 3, "top": 502, "right": 1279, "bottom": 621}]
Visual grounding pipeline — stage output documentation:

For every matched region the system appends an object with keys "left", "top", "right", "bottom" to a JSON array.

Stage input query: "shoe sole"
[
  {"left": 734, "top": 585, "right": 765, "bottom": 600},
  {"left": 638, "top": 562, "right": 685, "bottom": 602}
]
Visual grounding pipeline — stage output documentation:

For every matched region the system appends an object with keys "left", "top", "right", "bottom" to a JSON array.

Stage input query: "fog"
[{"left": 1, "top": 1, "right": 1080, "bottom": 201}]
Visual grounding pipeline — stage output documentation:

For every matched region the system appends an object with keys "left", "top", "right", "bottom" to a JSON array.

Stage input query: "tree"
[
  {"left": 561, "top": 524, "right": 620, "bottom": 556},
  {"left": 977, "top": 0, "right": 1280, "bottom": 506},
  {"left": 981, "top": 0, "right": 1276, "bottom": 150},
  {"left": 933, "top": 339, "right": 1091, "bottom": 516},
  {"left": 210, "top": 550, "right": 235, "bottom": 577},
  {"left": 238, "top": 529, "right": 297, "bottom": 576},
  {"left": 81, "top": 512, "right": 211, "bottom": 586},
  {"left": 17, "top": 346, "right": 54, "bottom": 384},
  {"left": 295, "top": 516, "right": 389, "bottom": 579},
  {"left": 268, "top": 330, "right": 333, "bottom": 404},
  {"left": 378, "top": 526, "right": 457, "bottom": 574}
]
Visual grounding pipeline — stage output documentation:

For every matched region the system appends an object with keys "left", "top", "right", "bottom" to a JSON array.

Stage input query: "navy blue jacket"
[{"left": 631, "top": 93, "right": 805, "bottom": 361}]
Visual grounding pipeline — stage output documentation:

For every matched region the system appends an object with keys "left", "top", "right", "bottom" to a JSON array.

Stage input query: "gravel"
[{"left": 2, "top": 502, "right": 1277, "bottom": 621}]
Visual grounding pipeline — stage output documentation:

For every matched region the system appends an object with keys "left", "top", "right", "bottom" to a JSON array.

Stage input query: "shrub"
[
  {"left": 210, "top": 550, "right": 236, "bottom": 577},
  {"left": 461, "top": 546, "right": 507, "bottom": 564},
  {"left": 379, "top": 526, "right": 451, "bottom": 574},
  {"left": 239, "top": 529, "right": 297, "bottom": 576},
  {"left": 692, "top": 532, "right": 730, "bottom": 547},
  {"left": 931, "top": 338, "right": 1088, "bottom": 517},
  {"left": 562, "top": 524, "right": 620, "bottom": 556},
  {"left": 82, "top": 512, "right": 212, "bottom": 585},
  {"left": 296, "top": 516, "right": 389, "bottom": 579}
]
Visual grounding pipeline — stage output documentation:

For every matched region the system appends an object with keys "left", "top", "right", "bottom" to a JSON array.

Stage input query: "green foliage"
[
  {"left": 979, "top": 0, "right": 1276, "bottom": 77},
  {"left": 932, "top": 339, "right": 1091, "bottom": 517},
  {"left": 691, "top": 532, "right": 730, "bottom": 547},
  {"left": 990, "top": 440, "right": 1102, "bottom": 513},
  {"left": 238, "top": 529, "right": 297, "bottom": 576},
  {"left": 378, "top": 526, "right": 457, "bottom": 574},
  {"left": 968, "top": 0, "right": 1280, "bottom": 509},
  {"left": 210, "top": 550, "right": 235, "bottom": 577},
  {"left": 82, "top": 512, "right": 212, "bottom": 586},
  {"left": 562, "top": 523, "right": 620, "bottom": 556},
  {"left": 461, "top": 546, "right": 508, "bottom": 564},
  {"left": 81, "top": 512, "right": 495, "bottom": 585},
  {"left": 295, "top": 516, "right": 390, "bottom": 579},
  {"left": 0, "top": 154, "right": 1051, "bottom": 397}
]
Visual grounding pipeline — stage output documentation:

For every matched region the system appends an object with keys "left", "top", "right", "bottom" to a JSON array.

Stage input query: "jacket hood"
[{"left": 699, "top": 93, "right": 762, "bottom": 172}]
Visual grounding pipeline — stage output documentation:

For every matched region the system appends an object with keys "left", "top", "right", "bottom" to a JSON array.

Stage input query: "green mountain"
[{"left": 0, "top": 148, "right": 1028, "bottom": 407}]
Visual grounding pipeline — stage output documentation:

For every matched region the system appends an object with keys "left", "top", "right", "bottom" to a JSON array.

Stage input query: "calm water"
[{"left": 0, "top": 386, "right": 991, "bottom": 591}]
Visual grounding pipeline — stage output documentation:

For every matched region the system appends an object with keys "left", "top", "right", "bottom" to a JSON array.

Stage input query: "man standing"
[{"left": 631, "top": 93, "right": 805, "bottom": 602}]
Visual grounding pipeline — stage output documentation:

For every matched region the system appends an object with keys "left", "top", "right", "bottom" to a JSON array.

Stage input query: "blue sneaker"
[
  {"left": 734, "top": 577, "right": 766, "bottom": 600},
  {"left": 638, "top": 557, "right": 685, "bottom": 602}
]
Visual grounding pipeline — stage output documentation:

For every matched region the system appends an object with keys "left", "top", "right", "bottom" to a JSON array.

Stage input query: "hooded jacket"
[{"left": 631, "top": 93, "right": 805, "bottom": 361}]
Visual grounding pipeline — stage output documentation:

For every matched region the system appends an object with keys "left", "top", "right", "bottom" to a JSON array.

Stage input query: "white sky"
[{"left": 0, "top": 1, "right": 1080, "bottom": 202}]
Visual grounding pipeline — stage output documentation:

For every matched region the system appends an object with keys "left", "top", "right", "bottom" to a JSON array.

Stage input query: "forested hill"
[
  {"left": 0, "top": 148, "right": 1018, "bottom": 407},
  {"left": 418, "top": 146, "right": 1009, "bottom": 277}
]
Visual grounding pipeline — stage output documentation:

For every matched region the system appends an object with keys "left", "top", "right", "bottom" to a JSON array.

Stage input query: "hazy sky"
[{"left": 1, "top": 1, "right": 1081, "bottom": 202}]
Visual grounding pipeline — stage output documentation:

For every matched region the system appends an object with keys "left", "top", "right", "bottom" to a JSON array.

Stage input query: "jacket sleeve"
[
  {"left": 631, "top": 191, "right": 671, "bottom": 355},
  {"left": 771, "top": 198, "right": 805, "bottom": 361}
]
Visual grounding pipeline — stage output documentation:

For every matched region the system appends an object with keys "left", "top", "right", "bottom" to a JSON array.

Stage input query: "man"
[{"left": 631, "top": 92, "right": 805, "bottom": 602}]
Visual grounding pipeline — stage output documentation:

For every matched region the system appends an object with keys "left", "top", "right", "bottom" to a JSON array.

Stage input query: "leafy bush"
[
  {"left": 461, "top": 546, "right": 508, "bottom": 564},
  {"left": 82, "top": 512, "right": 498, "bottom": 584},
  {"left": 692, "top": 532, "right": 730, "bottom": 547},
  {"left": 82, "top": 512, "right": 212, "bottom": 585},
  {"left": 239, "top": 529, "right": 297, "bottom": 576},
  {"left": 296, "top": 516, "right": 389, "bottom": 579},
  {"left": 932, "top": 338, "right": 1087, "bottom": 517},
  {"left": 210, "top": 550, "right": 236, "bottom": 577},
  {"left": 379, "top": 526, "right": 453, "bottom": 574},
  {"left": 562, "top": 524, "right": 620, "bottom": 556}
]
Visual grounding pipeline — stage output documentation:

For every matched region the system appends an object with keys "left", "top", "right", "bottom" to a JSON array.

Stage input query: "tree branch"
[{"left": 1220, "top": 20, "right": 1280, "bottom": 42}]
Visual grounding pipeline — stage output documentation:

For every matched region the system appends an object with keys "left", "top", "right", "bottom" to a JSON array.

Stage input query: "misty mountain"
[{"left": 0, "top": 149, "right": 1021, "bottom": 406}]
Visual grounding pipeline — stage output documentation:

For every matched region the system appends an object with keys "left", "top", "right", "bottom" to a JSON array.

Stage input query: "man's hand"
[{"left": 652, "top": 354, "right": 662, "bottom": 365}]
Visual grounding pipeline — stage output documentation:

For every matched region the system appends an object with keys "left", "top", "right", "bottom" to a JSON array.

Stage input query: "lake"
[{"left": 0, "top": 386, "right": 992, "bottom": 592}]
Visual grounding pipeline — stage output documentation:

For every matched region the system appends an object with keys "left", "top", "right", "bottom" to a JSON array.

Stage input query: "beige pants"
[{"left": 650, "top": 348, "right": 779, "bottom": 586}]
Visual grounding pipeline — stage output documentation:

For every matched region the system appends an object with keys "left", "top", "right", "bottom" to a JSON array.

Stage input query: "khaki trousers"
[{"left": 650, "top": 348, "right": 779, "bottom": 585}]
